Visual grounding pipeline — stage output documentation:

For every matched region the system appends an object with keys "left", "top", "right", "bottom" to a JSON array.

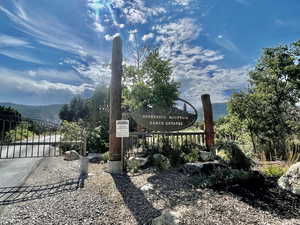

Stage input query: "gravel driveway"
[{"left": 1, "top": 158, "right": 300, "bottom": 225}]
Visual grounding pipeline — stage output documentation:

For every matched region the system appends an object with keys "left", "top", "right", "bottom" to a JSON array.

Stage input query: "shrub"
[
  {"left": 215, "top": 141, "right": 253, "bottom": 170},
  {"left": 86, "top": 126, "right": 108, "bottom": 153},
  {"left": 189, "top": 167, "right": 260, "bottom": 188},
  {"left": 152, "top": 153, "right": 171, "bottom": 170},
  {"left": 261, "top": 164, "right": 288, "bottom": 177},
  {"left": 60, "top": 121, "right": 83, "bottom": 153},
  {"left": 5, "top": 123, "right": 34, "bottom": 142}
]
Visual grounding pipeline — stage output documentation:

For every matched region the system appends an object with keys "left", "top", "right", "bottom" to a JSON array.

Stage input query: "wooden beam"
[
  {"left": 201, "top": 94, "right": 215, "bottom": 150},
  {"left": 109, "top": 36, "right": 123, "bottom": 164}
]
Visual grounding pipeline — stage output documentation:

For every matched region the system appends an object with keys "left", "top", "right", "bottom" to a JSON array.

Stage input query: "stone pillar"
[
  {"left": 108, "top": 36, "right": 122, "bottom": 173},
  {"left": 201, "top": 94, "right": 215, "bottom": 151}
]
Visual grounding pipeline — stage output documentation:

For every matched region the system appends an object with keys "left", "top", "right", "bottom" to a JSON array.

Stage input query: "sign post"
[{"left": 116, "top": 120, "right": 129, "bottom": 172}]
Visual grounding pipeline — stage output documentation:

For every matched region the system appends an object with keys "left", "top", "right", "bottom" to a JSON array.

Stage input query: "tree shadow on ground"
[
  {"left": 0, "top": 178, "right": 83, "bottom": 205},
  {"left": 146, "top": 170, "right": 202, "bottom": 208},
  {"left": 211, "top": 177, "right": 300, "bottom": 220},
  {"left": 111, "top": 173, "right": 161, "bottom": 225}
]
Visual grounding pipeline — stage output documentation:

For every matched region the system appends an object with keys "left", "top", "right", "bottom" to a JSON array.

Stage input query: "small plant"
[
  {"left": 181, "top": 148, "right": 200, "bottom": 163},
  {"left": 5, "top": 123, "right": 34, "bottom": 142},
  {"left": 189, "top": 167, "right": 253, "bottom": 188},
  {"left": 261, "top": 164, "right": 288, "bottom": 177},
  {"left": 86, "top": 126, "right": 108, "bottom": 153},
  {"left": 60, "top": 121, "right": 83, "bottom": 153}
]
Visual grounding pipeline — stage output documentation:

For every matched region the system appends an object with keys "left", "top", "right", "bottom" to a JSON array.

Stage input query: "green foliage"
[
  {"left": 152, "top": 153, "right": 171, "bottom": 170},
  {"left": 86, "top": 126, "right": 108, "bottom": 153},
  {"left": 60, "top": 121, "right": 83, "bottom": 153},
  {"left": 5, "top": 123, "right": 34, "bottom": 142},
  {"left": 123, "top": 49, "right": 180, "bottom": 111},
  {"left": 226, "top": 41, "right": 300, "bottom": 160},
  {"left": 189, "top": 168, "right": 254, "bottom": 188},
  {"left": 215, "top": 141, "right": 253, "bottom": 170},
  {"left": 59, "top": 96, "right": 89, "bottom": 122},
  {"left": 100, "top": 151, "right": 109, "bottom": 162},
  {"left": 181, "top": 148, "right": 201, "bottom": 163},
  {"left": 261, "top": 164, "right": 288, "bottom": 177}
]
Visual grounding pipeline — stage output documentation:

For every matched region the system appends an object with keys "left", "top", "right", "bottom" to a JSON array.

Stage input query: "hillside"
[
  {"left": 0, "top": 103, "right": 63, "bottom": 123},
  {"left": 198, "top": 102, "right": 228, "bottom": 121}
]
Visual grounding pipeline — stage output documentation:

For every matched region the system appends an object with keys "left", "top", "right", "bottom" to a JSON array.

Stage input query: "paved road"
[{"left": 0, "top": 135, "right": 60, "bottom": 188}]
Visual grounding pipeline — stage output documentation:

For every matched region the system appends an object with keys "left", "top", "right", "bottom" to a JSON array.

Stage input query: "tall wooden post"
[
  {"left": 201, "top": 94, "right": 215, "bottom": 151},
  {"left": 108, "top": 36, "right": 122, "bottom": 173}
]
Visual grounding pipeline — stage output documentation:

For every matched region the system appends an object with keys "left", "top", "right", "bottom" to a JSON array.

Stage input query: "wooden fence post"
[
  {"left": 201, "top": 94, "right": 215, "bottom": 151},
  {"left": 108, "top": 36, "right": 122, "bottom": 173}
]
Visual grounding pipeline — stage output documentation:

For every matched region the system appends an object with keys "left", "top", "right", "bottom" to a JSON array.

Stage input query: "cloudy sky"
[{"left": 0, "top": 0, "right": 300, "bottom": 107}]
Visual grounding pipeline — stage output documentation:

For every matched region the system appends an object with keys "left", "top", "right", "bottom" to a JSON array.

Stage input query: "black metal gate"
[{"left": 0, "top": 118, "right": 86, "bottom": 159}]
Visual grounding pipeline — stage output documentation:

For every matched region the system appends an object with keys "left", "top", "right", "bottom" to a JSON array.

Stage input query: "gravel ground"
[{"left": 1, "top": 158, "right": 300, "bottom": 225}]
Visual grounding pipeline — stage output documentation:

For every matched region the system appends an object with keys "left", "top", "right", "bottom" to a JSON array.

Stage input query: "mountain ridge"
[{"left": 0, "top": 102, "right": 63, "bottom": 123}]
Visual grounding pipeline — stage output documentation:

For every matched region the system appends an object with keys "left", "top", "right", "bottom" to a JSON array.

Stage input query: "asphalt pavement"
[{"left": 0, "top": 135, "right": 60, "bottom": 188}]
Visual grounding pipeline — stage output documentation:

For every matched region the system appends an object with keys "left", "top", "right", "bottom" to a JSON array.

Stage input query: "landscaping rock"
[
  {"left": 215, "top": 141, "right": 252, "bottom": 170},
  {"left": 127, "top": 156, "right": 149, "bottom": 172},
  {"left": 199, "top": 151, "right": 214, "bottom": 161},
  {"left": 180, "top": 162, "right": 227, "bottom": 176},
  {"left": 64, "top": 150, "right": 80, "bottom": 161},
  {"left": 152, "top": 209, "right": 181, "bottom": 225},
  {"left": 141, "top": 183, "right": 154, "bottom": 192},
  {"left": 152, "top": 154, "right": 171, "bottom": 170},
  {"left": 278, "top": 162, "right": 300, "bottom": 195}
]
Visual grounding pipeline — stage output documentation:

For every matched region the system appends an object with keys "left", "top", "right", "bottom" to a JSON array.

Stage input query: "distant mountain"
[
  {"left": 198, "top": 102, "right": 228, "bottom": 121},
  {"left": 0, "top": 103, "right": 63, "bottom": 123}
]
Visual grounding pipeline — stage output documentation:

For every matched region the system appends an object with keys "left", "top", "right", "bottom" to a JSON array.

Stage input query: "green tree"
[
  {"left": 123, "top": 49, "right": 180, "bottom": 111},
  {"left": 228, "top": 41, "right": 300, "bottom": 160},
  {"left": 59, "top": 96, "right": 89, "bottom": 122}
]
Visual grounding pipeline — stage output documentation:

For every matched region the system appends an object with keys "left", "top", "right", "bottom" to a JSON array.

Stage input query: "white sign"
[{"left": 116, "top": 120, "right": 129, "bottom": 138}]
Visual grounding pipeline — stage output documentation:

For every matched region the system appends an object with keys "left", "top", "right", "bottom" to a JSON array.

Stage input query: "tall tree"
[
  {"left": 123, "top": 49, "right": 180, "bottom": 111},
  {"left": 228, "top": 41, "right": 300, "bottom": 160}
]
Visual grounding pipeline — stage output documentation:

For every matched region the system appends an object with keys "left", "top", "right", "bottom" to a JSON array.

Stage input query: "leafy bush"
[
  {"left": 60, "top": 121, "right": 83, "bottom": 153},
  {"left": 215, "top": 141, "right": 253, "bottom": 170},
  {"left": 189, "top": 168, "right": 261, "bottom": 188},
  {"left": 152, "top": 153, "right": 171, "bottom": 170},
  {"left": 86, "top": 126, "right": 108, "bottom": 153},
  {"left": 261, "top": 164, "right": 288, "bottom": 177},
  {"left": 5, "top": 123, "right": 34, "bottom": 142}
]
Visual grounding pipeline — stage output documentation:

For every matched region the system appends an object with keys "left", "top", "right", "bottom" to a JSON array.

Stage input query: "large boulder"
[
  {"left": 215, "top": 141, "right": 252, "bottom": 170},
  {"left": 199, "top": 151, "right": 214, "bottom": 161},
  {"left": 180, "top": 162, "right": 227, "bottom": 176},
  {"left": 152, "top": 209, "right": 181, "bottom": 225},
  {"left": 127, "top": 156, "right": 149, "bottom": 172},
  {"left": 64, "top": 150, "right": 80, "bottom": 161},
  {"left": 278, "top": 162, "right": 300, "bottom": 195}
]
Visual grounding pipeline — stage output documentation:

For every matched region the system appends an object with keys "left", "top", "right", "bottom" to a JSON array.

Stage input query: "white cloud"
[
  {"left": 94, "top": 22, "right": 105, "bottom": 32},
  {"left": 63, "top": 58, "right": 111, "bottom": 85},
  {"left": 0, "top": 34, "right": 29, "bottom": 47},
  {"left": 104, "top": 33, "right": 120, "bottom": 41},
  {"left": 173, "top": 0, "right": 192, "bottom": 6},
  {"left": 0, "top": 49, "right": 45, "bottom": 64},
  {"left": 0, "top": 2, "right": 101, "bottom": 58},
  {"left": 142, "top": 33, "right": 154, "bottom": 41},
  {"left": 129, "top": 29, "right": 138, "bottom": 42},
  {"left": 113, "top": 0, "right": 166, "bottom": 24},
  {"left": 152, "top": 17, "right": 250, "bottom": 105},
  {"left": 0, "top": 68, "right": 94, "bottom": 102}
]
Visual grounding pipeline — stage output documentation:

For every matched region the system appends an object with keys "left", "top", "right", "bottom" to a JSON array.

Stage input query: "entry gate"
[{"left": 0, "top": 118, "right": 86, "bottom": 159}]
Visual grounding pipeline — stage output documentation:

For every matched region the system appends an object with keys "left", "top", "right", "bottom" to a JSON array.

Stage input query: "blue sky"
[{"left": 0, "top": 0, "right": 300, "bottom": 107}]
